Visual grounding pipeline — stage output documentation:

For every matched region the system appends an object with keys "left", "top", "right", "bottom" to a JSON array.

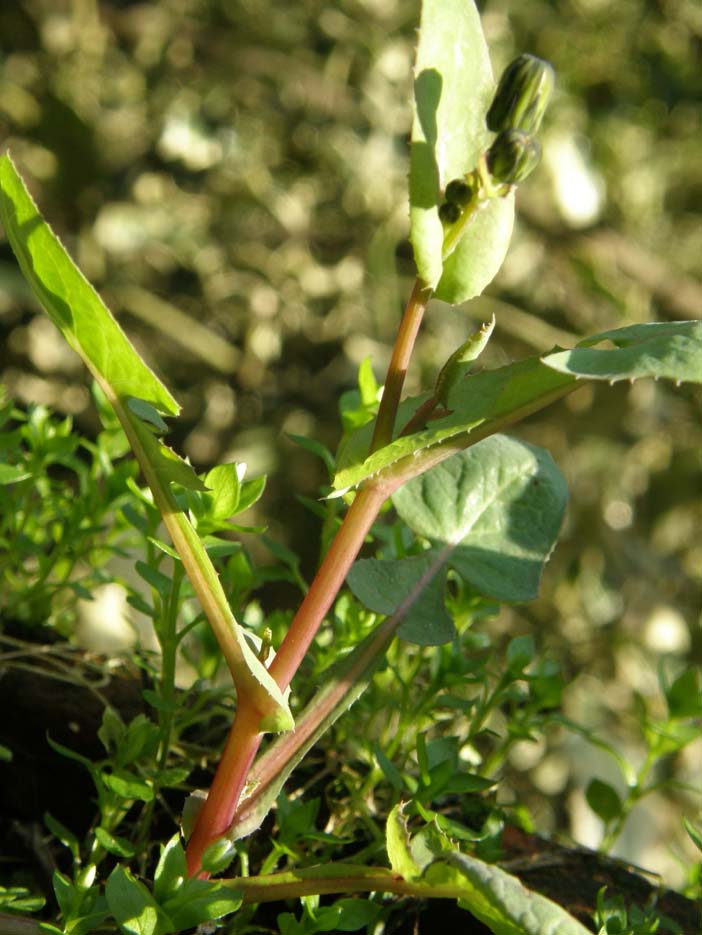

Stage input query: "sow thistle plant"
[{"left": 0, "top": 1, "right": 701, "bottom": 933}]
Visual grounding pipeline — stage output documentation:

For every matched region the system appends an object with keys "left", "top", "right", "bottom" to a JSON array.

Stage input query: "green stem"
[
  {"left": 98, "top": 379, "right": 284, "bottom": 727},
  {"left": 370, "top": 279, "right": 432, "bottom": 453},
  {"left": 157, "top": 562, "right": 184, "bottom": 769},
  {"left": 223, "top": 862, "right": 471, "bottom": 904}
]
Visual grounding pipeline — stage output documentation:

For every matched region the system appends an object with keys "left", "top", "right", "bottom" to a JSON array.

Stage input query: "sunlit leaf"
[
  {"left": 410, "top": 0, "right": 514, "bottom": 302},
  {"left": 333, "top": 321, "right": 702, "bottom": 496}
]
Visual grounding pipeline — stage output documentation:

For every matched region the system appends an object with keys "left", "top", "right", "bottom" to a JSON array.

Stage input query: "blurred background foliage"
[{"left": 1, "top": 0, "right": 701, "bottom": 889}]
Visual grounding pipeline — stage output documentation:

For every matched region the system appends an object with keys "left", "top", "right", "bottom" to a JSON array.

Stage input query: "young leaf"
[
  {"left": 101, "top": 768, "right": 154, "bottom": 803},
  {"left": 386, "top": 805, "right": 423, "bottom": 882},
  {"left": 202, "top": 463, "right": 243, "bottom": 520},
  {"left": 585, "top": 778, "right": 622, "bottom": 824},
  {"left": 161, "top": 881, "right": 241, "bottom": 931},
  {"left": 153, "top": 836, "right": 187, "bottom": 904},
  {"left": 105, "top": 867, "right": 165, "bottom": 935},
  {"left": 0, "top": 463, "right": 31, "bottom": 484},
  {"left": 94, "top": 828, "right": 136, "bottom": 859},
  {"left": 665, "top": 668, "right": 702, "bottom": 719},
  {"left": 410, "top": 0, "right": 514, "bottom": 302}
]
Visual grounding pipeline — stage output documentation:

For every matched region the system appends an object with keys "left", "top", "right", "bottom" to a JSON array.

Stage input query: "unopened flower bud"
[
  {"left": 486, "top": 53, "right": 554, "bottom": 136},
  {"left": 486, "top": 129, "right": 541, "bottom": 185},
  {"left": 439, "top": 201, "right": 462, "bottom": 225},
  {"left": 444, "top": 177, "right": 475, "bottom": 207}
]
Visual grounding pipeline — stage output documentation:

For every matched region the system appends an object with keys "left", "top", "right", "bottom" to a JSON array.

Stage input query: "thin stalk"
[
  {"left": 157, "top": 562, "right": 184, "bottom": 770},
  {"left": 370, "top": 278, "right": 432, "bottom": 453},
  {"left": 267, "top": 484, "right": 389, "bottom": 692},
  {"left": 224, "top": 863, "right": 473, "bottom": 904},
  {"left": 398, "top": 393, "right": 445, "bottom": 437}
]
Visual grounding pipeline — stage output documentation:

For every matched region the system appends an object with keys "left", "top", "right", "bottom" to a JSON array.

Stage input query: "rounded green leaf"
[
  {"left": 586, "top": 778, "right": 622, "bottom": 823},
  {"left": 434, "top": 196, "right": 514, "bottom": 303},
  {"left": 392, "top": 435, "right": 568, "bottom": 602},
  {"left": 346, "top": 553, "right": 455, "bottom": 645}
]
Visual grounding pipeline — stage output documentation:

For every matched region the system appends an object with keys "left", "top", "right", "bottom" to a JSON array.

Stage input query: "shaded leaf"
[
  {"left": 665, "top": 668, "right": 702, "bottom": 719},
  {"left": 347, "top": 552, "right": 455, "bottom": 645},
  {"left": 392, "top": 435, "right": 568, "bottom": 603},
  {"left": 101, "top": 769, "right": 154, "bottom": 803},
  {"left": 94, "top": 828, "right": 136, "bottom": 859},
  {"left": 586, "top": 779, "right": 622, "bottom": 823},
  {"left": 0, "top": 463, "right": 31, "bottom": 484}
]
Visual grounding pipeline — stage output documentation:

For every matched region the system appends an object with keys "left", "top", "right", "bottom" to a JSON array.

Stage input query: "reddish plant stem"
[
  {"left": 185, "top": 486, "right": 387, "bottom": 876},
  {"left": 370, "top": 278, "right": 432, "bottom": 452},
  {"left": 185, "top": 703, "right": 261, "bottom": 877},
  {"left": 186, "top": 281, "right": 433, "bottom": 877},
  {"left": 267, "top": 485, "right": 388, "bottom": 691}
]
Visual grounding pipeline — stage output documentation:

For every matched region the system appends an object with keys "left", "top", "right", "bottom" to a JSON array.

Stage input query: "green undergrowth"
[{"left": 0, "top": 1, "right": 701, "bottom": 933}]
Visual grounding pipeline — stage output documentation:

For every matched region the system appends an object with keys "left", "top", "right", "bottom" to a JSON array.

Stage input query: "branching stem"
[{"left": 186, "top": 278, "right": 435, "bottom": 876}]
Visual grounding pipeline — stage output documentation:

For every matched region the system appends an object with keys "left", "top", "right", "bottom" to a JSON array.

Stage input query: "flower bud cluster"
[
  {"left": 438, "top": 53, "right": 554, "bottom": 248},
  {"left": 485, "top": 53, "right": 553, "bottom": 187}
]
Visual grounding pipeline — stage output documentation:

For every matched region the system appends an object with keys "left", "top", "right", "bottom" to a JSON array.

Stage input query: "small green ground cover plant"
[{"left": 0, "top": 1, "right": 701, "bottom": 933}]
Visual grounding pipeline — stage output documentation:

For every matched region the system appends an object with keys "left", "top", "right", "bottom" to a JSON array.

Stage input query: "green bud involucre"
[
  {"left": 486, "top": 53, "right": 554, "bottom": 136},
  {"left": 486, "top": 129, "right": 541, "bottom": 185}
]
